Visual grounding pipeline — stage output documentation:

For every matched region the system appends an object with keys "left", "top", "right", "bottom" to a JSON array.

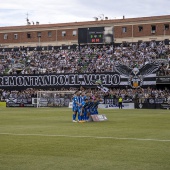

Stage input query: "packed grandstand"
[
  {"left": 0, "top": 41, "right": 170, "bottom": 75},
  {"left": 0, "top": 41, "right": 170, "bottom": 108}
]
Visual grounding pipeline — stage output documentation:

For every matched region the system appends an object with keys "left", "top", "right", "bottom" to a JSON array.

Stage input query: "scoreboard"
[
  {"left": 88, "top": 31, "right": 103, "bottom": 43},
  {"left": 78, "top": 27, "right": 104, "bottom": 44}
]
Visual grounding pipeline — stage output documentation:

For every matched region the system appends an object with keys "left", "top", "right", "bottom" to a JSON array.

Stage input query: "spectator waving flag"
[{"left": 95, "top": 79, "right": 109, "bottom": 93}]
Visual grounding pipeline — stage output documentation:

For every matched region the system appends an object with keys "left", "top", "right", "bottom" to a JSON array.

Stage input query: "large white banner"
[
  {"left": 0, "top": 62, "right": 159, "bottom": 89},
  {"left": 98, "top": 103, "right": 134, "bottom": 109}
]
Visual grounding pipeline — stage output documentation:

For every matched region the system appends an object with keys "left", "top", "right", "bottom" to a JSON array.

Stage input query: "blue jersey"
[
  {"left": 82, "top": 100, "right": 89, "bottom": 121},
  {"left": 77, "top": 96, "right": 83, "bottom": 108},
  {"left": 72, "top": 96, "right": 78, "bottom": 106},
  {"left": 77, "top": 97, "right": 84, "bottom": 114},
  {"left": 81, "top": 96, "right": 87, "bottom": 102},
  {"left": 93, "top": 101, "right": 100, "bottom": 109},
  {"left": 88, "top": 101, "right": 94, "bottom": 109},
  {"left": 92, "top": 101, "right": 100, "bottom": 114},
  {"left": 82, "top": 101, "right": 89, "bottom": 109},
  {"left": 72, "top": 96, "right": 78, "bottom": 112},
  {"left": 82, "top": 101, "right": 86, "bottom": 107},
  {"left": 86, "top": 101, "right": 93, "bottom": 114}
]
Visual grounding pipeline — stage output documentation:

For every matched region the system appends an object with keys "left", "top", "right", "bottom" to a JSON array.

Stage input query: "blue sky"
[{"left": 0, "top": 0, "right": 169, "bottom": 26}]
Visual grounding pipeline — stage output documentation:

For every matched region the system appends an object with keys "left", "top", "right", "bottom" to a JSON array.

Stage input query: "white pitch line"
[{"left": 0, "top": 133, "right": 170, "bottom": 142}]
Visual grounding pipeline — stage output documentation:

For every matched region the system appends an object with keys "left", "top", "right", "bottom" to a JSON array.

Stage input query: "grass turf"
[{"left": 0, "top": 107, "right": 170, "bottom": 170}]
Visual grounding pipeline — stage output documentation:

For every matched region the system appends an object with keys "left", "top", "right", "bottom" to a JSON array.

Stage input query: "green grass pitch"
[{"left": 0, "top": 107, "right": 170, "bottom": 170}]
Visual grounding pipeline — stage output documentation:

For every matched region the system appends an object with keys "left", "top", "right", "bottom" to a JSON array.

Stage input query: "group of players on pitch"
[{"left": 72, "top": 91, "right": 102, "bottom": 122}]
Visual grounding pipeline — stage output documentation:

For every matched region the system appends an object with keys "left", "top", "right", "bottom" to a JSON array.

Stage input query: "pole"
[{"left": 132, "top": 24, "right": 134, "bottom": 43}]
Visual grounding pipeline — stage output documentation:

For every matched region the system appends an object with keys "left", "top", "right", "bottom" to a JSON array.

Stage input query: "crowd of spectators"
[
  {"left": 0, "top": 41, "right": 170, "bottom": 75},
  {"left": 0, "top": 41, "right": 170, "bottom": 103},
  {"left": 0, "top": 86, "right": 170, "bottom": 104}
]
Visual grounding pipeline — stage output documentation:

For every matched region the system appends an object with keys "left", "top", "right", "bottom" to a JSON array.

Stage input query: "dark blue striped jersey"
[{"left": 88, "top": 101, "right": 94, "bottom": 109}]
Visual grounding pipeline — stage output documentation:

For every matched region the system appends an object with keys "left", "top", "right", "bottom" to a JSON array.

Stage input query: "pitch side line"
[{"left": 0, "top": 133, "right": 170, "bottom": 142}]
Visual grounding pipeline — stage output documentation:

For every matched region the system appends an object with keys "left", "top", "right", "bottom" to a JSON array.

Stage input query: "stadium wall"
[{"left": 0, "top": 15, "right": 170, "bottom": 47}]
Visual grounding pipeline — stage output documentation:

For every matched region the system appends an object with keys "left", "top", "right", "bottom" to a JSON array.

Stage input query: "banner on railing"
[
  {"left": 156, "top": 76, "right": 170, "bottom": 84},
  {"left": 0, "top": 71, "right": 157, "bottom": 90}
]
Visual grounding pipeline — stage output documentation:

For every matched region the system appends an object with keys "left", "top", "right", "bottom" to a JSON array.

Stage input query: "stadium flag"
[
  {"left": 97, "top": 85, "right": 109, "bottom": 93},
  {"left": 95, "top": 79, "right": 109, "bottom": 93}
]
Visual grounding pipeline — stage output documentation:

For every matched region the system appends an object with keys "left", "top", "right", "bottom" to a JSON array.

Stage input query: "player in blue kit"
[
  {"left": 82, "top": 98, "right": 89, "bottom": 121},
  {"left": 86, "top": 97, "right": 94, "bottom": 119},
  {"left": 86, "top": 97, "right": 102, "bottom": 121},
  {"left": 72, "top": 92, "right": 79, "bottom": 122},
  {"left": 89, "top": 98, "right": 99, "bottom": 115},
  {"left": 72, "top": 90, "right": 104, "bottom": 122},
  {"left": 77, "top": 91, "right": 84, "bottom": 121},
  {"left": 92, "top": 97, "right": 101, "bottom": 115},
  {"left": 81, "top": 92, "right": 87, "bottom": 102}
]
